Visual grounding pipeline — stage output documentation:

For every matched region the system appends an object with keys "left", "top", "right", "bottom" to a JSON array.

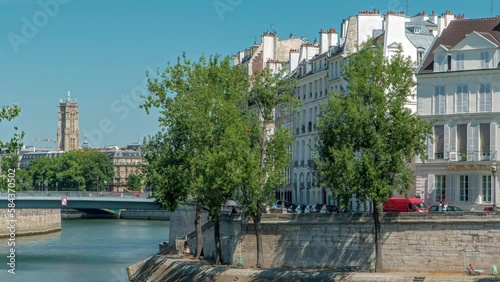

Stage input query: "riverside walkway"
[{"left": 128, "top": 255, "right": 500, "bottom": 282}]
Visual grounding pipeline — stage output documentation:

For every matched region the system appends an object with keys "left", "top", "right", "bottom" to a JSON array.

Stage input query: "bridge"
[{"left": 0, "top": 191, "right": 163, "bottom": 210}]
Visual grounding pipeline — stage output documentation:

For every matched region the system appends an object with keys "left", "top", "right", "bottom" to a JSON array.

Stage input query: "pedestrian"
[
  {"left": 183, "top": 241, "right": 191, "bottom": 255},
  {"left": 438, "top": 200, "right": 443, "bottom": 212},
  {"left": 443, "top": 202, "right": 448, "bottom": 212}
]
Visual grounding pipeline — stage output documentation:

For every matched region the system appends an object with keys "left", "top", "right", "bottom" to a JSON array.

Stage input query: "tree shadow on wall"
[
  {"left": 269, "top": 212, "right": 374, "bottom": 271},
  {"left": 128, "top": 255, "right": 227, "bottom": 282}
]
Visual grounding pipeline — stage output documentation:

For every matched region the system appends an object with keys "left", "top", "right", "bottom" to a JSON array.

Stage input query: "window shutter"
[
  {"left": 487, "top": 84, "right": 492, "bottom": 112},
  {"left": 444, "top": 125, "right": 450, "bottom": 159},
  {"left": 462, "top": 85, "right": 469, "bottom": 113},
  {"left": 491, "top": 122, "right": 497, "bottom": 160},
  {"left": 472, "top": 124, "right": 479, "bottom": 161},
  {"left": 450, "top": 124, "right": 457, "bottom": 151},
  {"left": 467, "top": 124, "right": 473, "bottom": 161},
  {"left": 428, "top": 174, "right": 435, "bottom": 195},
  {"left": 427, "top": 134, "right": 434, "bottom": 160}
]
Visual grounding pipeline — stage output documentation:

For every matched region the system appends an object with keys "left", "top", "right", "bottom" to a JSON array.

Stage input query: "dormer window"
[
  {"left": 481, "top": 51, "right": 491, "bottom": 69},
  {"left": 417, "top": 50, "right": 424, "bottom": 65},
  {"left": 414, "top": 27, "right": 421, "bottom": 34},
  {"left": 435, "top": 55, "right": 446, "bottom": 72},
  {"left": 455, "top": 53, "right": 464, "bottom": 70}
]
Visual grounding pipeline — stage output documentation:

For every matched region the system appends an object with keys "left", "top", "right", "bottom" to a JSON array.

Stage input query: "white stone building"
[
  {"left": 416, "top": 17, "right": 500, "bottom": 210},
  {"left": 290, "top": 10, "right": 456, "bottom": 210}
]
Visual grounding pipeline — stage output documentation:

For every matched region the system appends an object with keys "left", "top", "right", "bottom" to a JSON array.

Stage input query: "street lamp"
[
  {"left": 56, "top": 182, "right": 58, "bottom": 192},
  {"left": 492, "top": 166, "right": 497, "bottom": 211}
]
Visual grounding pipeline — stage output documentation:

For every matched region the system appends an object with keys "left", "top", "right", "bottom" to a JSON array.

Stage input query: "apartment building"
[{"left": 416, "top": 17, "right": 500, "bottom": 210}]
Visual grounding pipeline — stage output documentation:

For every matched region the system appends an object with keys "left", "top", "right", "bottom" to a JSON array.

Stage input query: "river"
[{"left": 0, "top": 218, "right": 169, "bottom": 282}]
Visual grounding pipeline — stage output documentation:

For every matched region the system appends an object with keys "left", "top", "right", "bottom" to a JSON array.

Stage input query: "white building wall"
[
  {"left": 357, "top": 14, "right": 384, "bottom": 45},
  {"left": 262, "top": 34, "right": 276, "bottom": 63}
]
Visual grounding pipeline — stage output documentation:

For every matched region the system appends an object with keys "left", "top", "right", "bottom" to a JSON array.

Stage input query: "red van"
[{"left": 383, "top": 198, "right": 428, "bottom": 213}]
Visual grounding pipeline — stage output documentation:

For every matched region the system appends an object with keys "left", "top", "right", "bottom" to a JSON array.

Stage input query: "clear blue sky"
[{"left": 0, "top": 0, "right": 495, "bottom": 148}]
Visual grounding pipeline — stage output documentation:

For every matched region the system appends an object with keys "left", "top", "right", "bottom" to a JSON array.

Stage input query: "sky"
[{"left": 0, "top": 0, "right": 497, "bottom": 149}]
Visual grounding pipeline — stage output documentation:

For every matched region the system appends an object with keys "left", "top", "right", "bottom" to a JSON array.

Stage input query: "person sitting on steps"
[{"left": 183, "top": 241, "right": 191, "bottom": 255}]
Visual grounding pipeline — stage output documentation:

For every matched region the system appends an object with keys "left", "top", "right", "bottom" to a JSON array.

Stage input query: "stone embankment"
[
  {"left": 0, "top": 209, "right": 61, "bottom": 237},
  {"left": 129, "top": 204, "right": 500, "bottom": 281}
]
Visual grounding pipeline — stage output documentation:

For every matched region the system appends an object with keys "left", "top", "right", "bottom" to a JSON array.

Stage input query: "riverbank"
[
  {"left": 0, "top": 209, "right": 61, "bottom": 238},
  {"left": 128, "top": 254, "right": 500, "bottom": 282}
]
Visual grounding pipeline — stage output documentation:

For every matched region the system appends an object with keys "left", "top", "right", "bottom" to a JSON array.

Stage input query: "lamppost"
[
  {"left": 56, "top": 182, "right": 58, "bottom": 192},
  {"left": 43, "top": 181, "right": 48, "bottom": 192},
  {"left": 492, "top": 166, "right": 497, "bottom": 211}
]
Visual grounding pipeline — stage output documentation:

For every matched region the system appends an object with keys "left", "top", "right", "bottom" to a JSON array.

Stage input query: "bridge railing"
[{"left": 0, "top": 191, "right": 150, "bottom": 199}]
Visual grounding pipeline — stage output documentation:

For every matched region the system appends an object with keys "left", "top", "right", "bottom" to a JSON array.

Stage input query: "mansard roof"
[{"left": 419, "top": 17, "right": 500, "bottom": 74}]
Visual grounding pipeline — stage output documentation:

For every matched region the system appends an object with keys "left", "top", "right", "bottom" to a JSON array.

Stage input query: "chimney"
[
  {"left": 319, "top": 29, "right": 328, "bottom": 54},
  {"left": 328, "top": 28, "right": 339, "bottom": 48}
]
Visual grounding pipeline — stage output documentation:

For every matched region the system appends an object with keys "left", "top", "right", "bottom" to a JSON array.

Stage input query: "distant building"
[
  {"left": 57, "top": 91, "right": 80, "bottom": 151},
  {"left": 20, "top": 151, "right": 64, "bottom": 169},
  {"left": 101, "top": 147, "right": 142, "bottom": 192}
]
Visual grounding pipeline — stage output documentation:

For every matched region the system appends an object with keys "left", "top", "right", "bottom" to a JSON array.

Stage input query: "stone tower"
[{"left": 57, "top": 91, "right": 80, "bottom": 151}]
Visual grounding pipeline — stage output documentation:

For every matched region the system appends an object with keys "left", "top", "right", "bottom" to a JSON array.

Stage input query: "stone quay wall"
[
  {"left": 167, "top": 206, "right": 500, "bottom": 273},
  {"left": 0, "top": 209, "right": 61, "bottom": 237}
]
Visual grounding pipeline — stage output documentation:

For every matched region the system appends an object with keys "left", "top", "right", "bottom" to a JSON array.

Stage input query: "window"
[
  {"left": 481, "top": 52, "right": 491, "bottom": 68},
  {"left": 435, "top": 175, "right": 446, "bottom": 201},
  {"left": 434, "top": 125, "right": 444, "bottom": 159},
  {"left": 457, "top": 124, "right": 467, "bottom": 160},
  {"left": 455, "top": 53, "right": 464, "bottom": 70},
  {"left": 417, "top": 50, "right": 424, "bottom": 65},
  {"left": 480, "top": 123, "right": 491, "bottom": 160},
  {"left": 435, "top": 55, "right": 445, "bottom": 72},
  {"left": 479, "top": 84, "right": 492, "bottom": 112},
  {"left": 482, "top": 175, "right": 492, "bottom": 202},
  {"left": 414, "top": 27, "right": 421, "bottom": 34},
  {"left": 459, "top": 175, "right": 469, "bottom": 202},
  {"left": 434, "top": 86, "right": 446, "bottom": 114},
  {"left": 456, "top": 85, "right": 468, "bottom": 113}
]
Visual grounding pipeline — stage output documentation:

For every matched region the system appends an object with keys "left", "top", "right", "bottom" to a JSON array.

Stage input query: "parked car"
[
  {"left": 483, "top": 206, "right": 500, "bottom": 211},
  {"left": 272, "top": 200, "right": 292, "bottom": 209},
  {"left": 428, "top": 205, "right": 463, "bottom": 212},
  {"left": 287, "top": 204, "right": 298, "bottom": 213},
  {"left": 320, "top": 205, "right": 338, "bottom": 214},
  {"left": 383, "top": 197, "right": 428, "bottom": 212}
]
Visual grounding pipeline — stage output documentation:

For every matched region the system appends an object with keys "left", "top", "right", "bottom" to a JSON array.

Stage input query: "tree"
[
  {"left": 142, "top": 54, "right": 249, "bottom": 263},
  {"left": 27, "top": 148, "right": 113, "bottom": 191},
  {"left": 236, "top": 68, "right": 298, "bottom": 268},
  {"left": 127, "top": 173, "right": 141, "bottom": 191},
  {"left": 316, "top": 44, "right": 432, "bottom": 272},
  {"left": 0, "top": 104, "right": 24, "bottom": 153},
  {"left": 0, "top": 104, "right": 24, "bottom": 192}
]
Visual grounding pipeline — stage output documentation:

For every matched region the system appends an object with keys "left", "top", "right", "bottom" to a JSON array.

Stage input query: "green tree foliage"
[
  {"left": 316, "top": 44, "right": 432, "bottom": 272},
  {"left": 0, "top": 104, "right": 24, "bottom": 191},
  {"left": 142, "top": 54, "right": 249, "bottom": 263},
  {"left": 27, "top": 148, "right": 113, "bottom": 191},
  {"left": 127, "top": 173, "right": 141, "bottom": 191},
  {"left": 237, "top": 68, "right": 299, "bottom": 268},
  {"left": 0, "top": 104, "right": 24, "bottom": 153}
]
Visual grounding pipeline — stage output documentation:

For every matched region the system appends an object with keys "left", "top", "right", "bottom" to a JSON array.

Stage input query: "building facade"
[
  {"left": 101, "top": 147, "right": 142, "bottom": 192},
  {"left": 416, "top": 17, "right": 500, "bottom": 210},
  {"left": 57, "top": 91, "right": 80, "bottom": 151}
]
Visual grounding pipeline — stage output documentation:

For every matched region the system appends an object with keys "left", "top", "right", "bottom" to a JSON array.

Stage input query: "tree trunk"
[
  {"left": 372, "top": 199, "right": 383, "bottom": 271},
  {"left": 195, "top": 203, "right": 203, "bottom": 259},
  {"left": 254, "top": 212, "right": 263, "bottom": 268},
  {"left": 214, "top": 216, "right": 223, "bottom": 264}
]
